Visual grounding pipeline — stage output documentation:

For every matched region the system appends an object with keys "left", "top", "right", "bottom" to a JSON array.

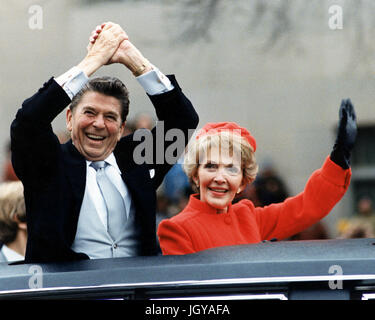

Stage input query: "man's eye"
[
  {"left": 106, "top": 115, "right": 117, "bottom": 121},
  {"left": 84, "top": 110, "right": 95, "bottom": 116}
]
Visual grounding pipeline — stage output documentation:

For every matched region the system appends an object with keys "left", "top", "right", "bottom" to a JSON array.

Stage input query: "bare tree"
[{"left": 167, "top": 0, "right": 375, "bottom": 69}]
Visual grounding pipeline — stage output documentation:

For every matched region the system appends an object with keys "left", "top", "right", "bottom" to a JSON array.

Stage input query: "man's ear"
[
  {"left": 17, "top": 222, "right": 27, "bottom": 231},
  {"left": 66, "top": 108, "right": 73, "bottom": 132},
  {"left": 13, "top": 215, "right": 27, "bottom": 231}
]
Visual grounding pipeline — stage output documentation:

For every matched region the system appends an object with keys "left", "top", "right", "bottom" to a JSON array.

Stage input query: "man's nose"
[{"left": 93, "top": 115, "right": 105, "bottom": 128}]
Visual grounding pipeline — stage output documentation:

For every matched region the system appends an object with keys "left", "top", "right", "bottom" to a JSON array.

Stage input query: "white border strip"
[
  {"left": 1, "top": 274, "right": 375, "bottom": 296},
  {"left": 153, "top": 293, "right": 288, "bottom": 300}
]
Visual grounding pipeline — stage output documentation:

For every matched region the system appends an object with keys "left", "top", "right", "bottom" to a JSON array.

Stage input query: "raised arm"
[
  {"left": 10, "top": 23, "right": 127, "bottom": 181},
  {"left": 254, "top": 99, "right": 357, "bottom": 241}
]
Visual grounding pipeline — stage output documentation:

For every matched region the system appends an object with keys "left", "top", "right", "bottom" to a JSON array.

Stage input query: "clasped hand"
[
  {"left": 86, "top": 22, "right": 148, "bottom": 74},
  {"left": 85, "top": 22, "right": 127, "bottom": 66}
]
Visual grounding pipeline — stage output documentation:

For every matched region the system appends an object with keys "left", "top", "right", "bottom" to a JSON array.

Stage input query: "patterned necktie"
[{"left": 91, "top": 161, "right": 126, "bottom": 241}]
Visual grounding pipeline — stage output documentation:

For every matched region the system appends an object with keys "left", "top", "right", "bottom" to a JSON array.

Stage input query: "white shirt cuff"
[
  {"left": 136, "top": 66, "right": 174, "bottom": 95},
  {"left": 55, "top": 66, "right": 89, "bottom": 100}
]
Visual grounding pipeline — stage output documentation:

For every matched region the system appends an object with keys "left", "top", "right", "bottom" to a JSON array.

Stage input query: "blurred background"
[{"left": 2, "top": 0, "right": 375, "bottom": 239}]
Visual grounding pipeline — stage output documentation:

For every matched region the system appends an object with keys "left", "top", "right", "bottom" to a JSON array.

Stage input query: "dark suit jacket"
[{"left": 11, "top": 75, "right": 198, "bottom": 263}]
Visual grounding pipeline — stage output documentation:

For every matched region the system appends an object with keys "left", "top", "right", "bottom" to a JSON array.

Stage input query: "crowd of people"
[{"left": 0, "top": 21, "right": 373, "bottom": 264}]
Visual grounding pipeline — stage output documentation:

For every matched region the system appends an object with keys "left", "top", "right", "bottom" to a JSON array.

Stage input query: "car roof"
[{"left": 1, "top": 238, "right": 375, "bottom": 299}]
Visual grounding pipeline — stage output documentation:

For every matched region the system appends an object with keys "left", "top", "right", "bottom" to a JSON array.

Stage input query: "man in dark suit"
[{"left": 10, "top": 22, "right": 199, "bottom": 263}]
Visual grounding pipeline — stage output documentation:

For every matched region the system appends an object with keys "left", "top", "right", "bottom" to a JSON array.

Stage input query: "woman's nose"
[{"left": 213, "top": 169, "right": 226, "bottom": 183}]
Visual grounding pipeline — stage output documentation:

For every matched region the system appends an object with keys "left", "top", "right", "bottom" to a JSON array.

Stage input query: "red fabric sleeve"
[{"left": 252, "top": 157, "right": 351, "bottom": 241}]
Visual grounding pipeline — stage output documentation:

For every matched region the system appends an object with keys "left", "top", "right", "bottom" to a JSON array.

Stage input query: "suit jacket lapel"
[
  {"left": 115, "top": 147, "right": 155, "bottom": 207},
  {"left": 61, "top": 140, "right": 86, "bottom": 207},
  {"left": 114, "top": 145, "right": 156, "bottom": 247}
]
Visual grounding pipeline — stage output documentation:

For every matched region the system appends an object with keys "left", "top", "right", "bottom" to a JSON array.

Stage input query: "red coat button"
[{"left": 224, "top": 216, "right": 232, "bottom": 224}]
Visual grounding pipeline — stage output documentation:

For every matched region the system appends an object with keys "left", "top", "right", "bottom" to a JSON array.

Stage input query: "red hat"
[{"left": 196, "top": 122, "right": 256, "bottom": 152}]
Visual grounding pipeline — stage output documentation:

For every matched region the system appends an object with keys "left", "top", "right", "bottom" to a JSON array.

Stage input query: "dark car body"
[{"left": 0, "top": 238, "right": 375, "bottom": 300}]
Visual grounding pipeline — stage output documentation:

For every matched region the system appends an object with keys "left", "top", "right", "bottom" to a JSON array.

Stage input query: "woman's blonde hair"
[
  {"left": 183, "top": 131, "right": 258, "bottom": 189},
  {"left": 0, "top": 181, "right": 26, "bottom": 244}
]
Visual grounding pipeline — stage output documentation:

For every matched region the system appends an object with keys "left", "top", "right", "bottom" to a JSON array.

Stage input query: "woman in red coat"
[{"left": 157, "top": 99, "right": 357, "bottom": 255}]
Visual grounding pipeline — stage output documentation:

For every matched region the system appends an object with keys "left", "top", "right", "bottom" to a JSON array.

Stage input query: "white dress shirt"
[{"left": 1, "top": 244, "right": 24, "bottom": 262}]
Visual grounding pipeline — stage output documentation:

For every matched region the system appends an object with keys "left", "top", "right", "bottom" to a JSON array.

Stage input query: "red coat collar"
[{"left": 187, "top": 193, "right": 233, "bottom": 215}]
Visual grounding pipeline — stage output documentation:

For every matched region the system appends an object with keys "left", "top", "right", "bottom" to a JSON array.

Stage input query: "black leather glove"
[{"left": 330, "top": 99, "right": 357, "bottom": 169}]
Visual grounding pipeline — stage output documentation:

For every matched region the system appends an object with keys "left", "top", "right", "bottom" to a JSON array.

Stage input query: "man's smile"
[{"left": 86, "top": 133, "right": 106, "bottom": 141}]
